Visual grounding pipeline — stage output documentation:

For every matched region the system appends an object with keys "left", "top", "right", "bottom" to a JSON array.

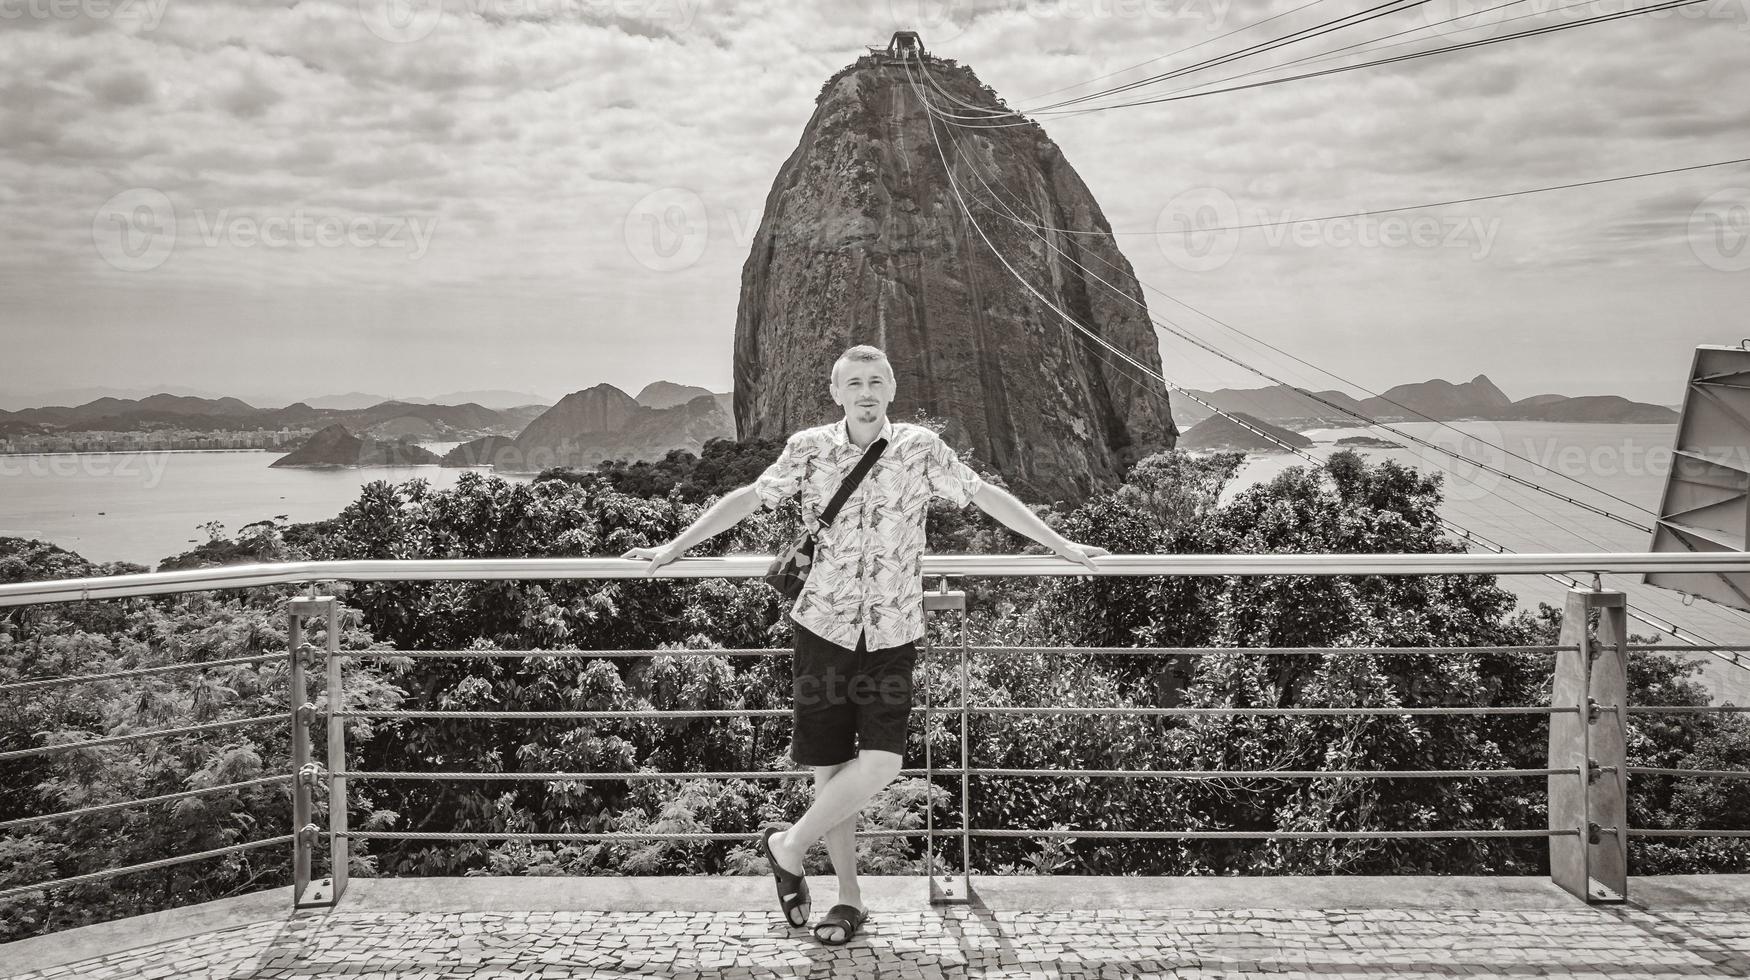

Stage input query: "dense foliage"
[{"left": 2, "top": 443, "right": 1744, "bottom": 940}]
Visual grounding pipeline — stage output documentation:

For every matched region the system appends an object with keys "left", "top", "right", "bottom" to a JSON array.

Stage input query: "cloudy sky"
[{"left": 1, "top": 0, "right": 1746, "bottom": 409}]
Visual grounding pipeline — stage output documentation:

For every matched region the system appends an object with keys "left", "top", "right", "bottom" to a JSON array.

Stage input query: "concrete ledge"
[
  {"left": 1, "top": 885, "right": 292, "bottom": 977},
  {"left": 5, "top": 875, "right": 1747, "bottom": 976},
  {"left": 340, "top": 874, "right": 1586, "bottom": 913}
]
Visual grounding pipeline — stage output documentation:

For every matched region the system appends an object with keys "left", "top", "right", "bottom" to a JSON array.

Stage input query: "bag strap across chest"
[{"left": 813, "top": 437, "right": 887, "bottom": 531}]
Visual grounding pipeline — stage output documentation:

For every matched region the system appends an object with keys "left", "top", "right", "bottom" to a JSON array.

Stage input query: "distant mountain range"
[
  {"left": 264, "top": 382, "right": 734, "bottom": 469},
  {"left": 3, "top": 373, "right": 1677, "bottom": 469},
  {"left": 1172, "top": 375, "right": 1679, "bottom": 429},
  {"left": 0, "top": 394, "right": 536, "bottom": 443},
  {"left": 437, "top": 383, "right": 735, "bottom": 473},
  {"left": 301, "top": 389, "right": 558, "bottom": 411}
]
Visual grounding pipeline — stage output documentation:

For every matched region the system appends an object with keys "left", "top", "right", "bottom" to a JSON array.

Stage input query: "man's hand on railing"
[
  {"left": 620, "top": 544, "right": 681, "bottom": 576},
  {"left": 1053, "top": 541, "right": 1109, "bottom": 574}
]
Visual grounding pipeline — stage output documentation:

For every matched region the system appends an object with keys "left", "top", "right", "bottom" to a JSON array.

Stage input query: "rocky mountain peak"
[{"left": 732, "top": 52, "right": 1177, "bottom": 504}]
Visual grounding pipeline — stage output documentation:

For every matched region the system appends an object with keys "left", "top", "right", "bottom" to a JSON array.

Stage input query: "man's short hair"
[{"left": 831, "top": 345, "right": 894, "bottom": 387}]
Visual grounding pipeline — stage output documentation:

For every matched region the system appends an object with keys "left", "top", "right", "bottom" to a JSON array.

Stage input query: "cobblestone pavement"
[{"left": 10, "top": 906, "right": 1750, "bottom": 979}]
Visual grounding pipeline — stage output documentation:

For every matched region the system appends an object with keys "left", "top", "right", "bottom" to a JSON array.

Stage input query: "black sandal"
[
  {"left": 813, "top": 903, "right": 869, "bottom": 945},
  {"left": 758, "top": 826, "right": 810, "bottom": 928}
]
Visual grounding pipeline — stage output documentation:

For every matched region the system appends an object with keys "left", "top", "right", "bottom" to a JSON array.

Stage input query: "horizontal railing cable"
[
  {"left": 340, "top": 648, "right": 784, "bottom": 659},
  {"left": 0, "top": 775, "right": 294, "bottom": 831},
  {"left": 333, "top": 766, "right": 1560, "bottom": 782},
  {"left": 0, "top": 835, "right": 295, "bottom": 903},
  {"left": 1627, "top": 829, "right": 1750, "bottom": 838},
  {"left": 0, "top": 715, "right": 285, "bottom": 762},
  {"left": 971, "top": 706, "right": 1574, "bottom": 717},
  {"left": 332, "top": 706, "right": 1571, "bottom": 722},
  {"left": 1629, "top": 768, "right": 1750, "bottom": 779},
  {"left": 336, "top": 645, "right": 1577, "bottom": 661},
  {"left": 1626, "top": 645, "right": 1750, "bottom": 652},
  {"left": 338, "top": 768, "right": 963, "bottom": 781},
  {"left": 1625, "top": 706, "right": 1750, "bottom": 714},
  {"left": 0, "top": 652, "right": 289, "bottom": 694},
  {"left": 970, "top": 645, "right": 1573, "bottom": 657},
  {"left": 335, "top": 830, "right": 925, "bottom": 843},
  {"left": 964, "top": 767, "right": 1575, "bottom": 779},
  {"left": 336, "top": 709, "right": 787, "bottom": 721},
  {"left": 969, "top": 828, "right": 1576, "bottom": 840}
]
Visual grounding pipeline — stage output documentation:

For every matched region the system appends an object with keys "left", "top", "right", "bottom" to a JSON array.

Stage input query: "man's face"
[{"left": 831, "top": 359, "right": 895, "bottom": 426}]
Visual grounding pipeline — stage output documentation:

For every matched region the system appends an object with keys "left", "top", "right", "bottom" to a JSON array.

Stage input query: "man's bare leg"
[
  {"left": 768, "top": 749, "right": 902, "bottom": 893},
  {"left": 805, "top": 762, "right": 863, "bottom": 920}
]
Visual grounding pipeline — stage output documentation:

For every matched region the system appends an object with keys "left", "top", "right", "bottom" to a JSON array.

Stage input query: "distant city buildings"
[{"left": 0, "top": 428, "right": 312, "bottom": 454}]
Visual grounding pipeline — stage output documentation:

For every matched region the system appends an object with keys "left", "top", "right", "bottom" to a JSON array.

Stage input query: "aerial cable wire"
[
  {"left": 913, "top": 73, "right": 1662, "bottom": 535},
  {"left": 937, "top": 0, "right": 1716, "bottom": 127},
  {"left": 1015, "top": 0, "right": 1333, "bottom": 104},
  {"left": 965, "top": 156, "right": 1750, "bottom": 238},
  {"left": 1023, "top": 0, "right": 1440, "bottom": 113},
  {"left": 1039, "top": 0, "right": 1714, "bottom": 114},
  {"left": 926, "top": 0, "right": 1437, "bottom": 121},
  {"left": 910, "top": 71, "right": 1720, "bottom": 524},
  {"left": 904, "top": 58, "right": 1741, "bottom": 659}
]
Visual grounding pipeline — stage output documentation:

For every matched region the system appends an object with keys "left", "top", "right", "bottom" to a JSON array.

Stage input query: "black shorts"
[{"left": 789, "top": 619, "right": 917, "bottom": 767}]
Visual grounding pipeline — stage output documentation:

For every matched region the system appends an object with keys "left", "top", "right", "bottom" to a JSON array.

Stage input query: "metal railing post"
[
  {"left": 288, "top": 596, "right": 340, "bottom": 909},
  {"left": 287, "top": 599, "right": 314, "bottom": 907},
  {"left": 923, "top": 578, "right": 969, "bottom": 905},
  {"left": 325, "top": 597, "right": 350, "bottom": 905},
  {"left": 956, "top": 588, "right": 972, "bottom": 902},
  {"left": 1548, "top": 587, "right": 1628, "bottom": 903}
]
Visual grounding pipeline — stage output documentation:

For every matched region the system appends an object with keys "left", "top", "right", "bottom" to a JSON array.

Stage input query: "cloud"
[{"left": 0, "top": 0, "right": 1742, "bottom": 403}]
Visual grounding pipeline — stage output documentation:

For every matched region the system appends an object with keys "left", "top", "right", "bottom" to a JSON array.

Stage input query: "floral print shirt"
[{"left": 752, "top": 417, "right": 985, "bottom": 651}]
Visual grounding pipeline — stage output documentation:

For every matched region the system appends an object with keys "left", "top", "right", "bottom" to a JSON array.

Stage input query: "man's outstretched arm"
[
  {"left": 620, "top": 485, "right": 765, "bottom": 576},
  {"left": 968, "top": 482, "right": 1108, "bottom": 573}
]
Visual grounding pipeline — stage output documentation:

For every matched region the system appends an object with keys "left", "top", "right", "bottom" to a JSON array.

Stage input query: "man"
[{"left": 622, "top": 344, "right": 1107, "bottom": 943}]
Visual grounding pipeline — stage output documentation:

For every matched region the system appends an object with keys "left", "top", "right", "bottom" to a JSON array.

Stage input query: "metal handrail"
[
  {"left": 5, "top": 551, "right": 1750, "bottom": 606},
  {"left": 6, "top": 560, "right": 1748, "bottom": 912}
]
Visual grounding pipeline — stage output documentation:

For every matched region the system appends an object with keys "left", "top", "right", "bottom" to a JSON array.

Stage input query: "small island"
[
  {"left": 269, "top": 424, "right": 441, "bottom": 467},
  {"left": 1335, "top": 435, "right": 1405, "bottom": 449},
  {"left": 1180, "top": 412, "right": 1312, "bottom": 452}
]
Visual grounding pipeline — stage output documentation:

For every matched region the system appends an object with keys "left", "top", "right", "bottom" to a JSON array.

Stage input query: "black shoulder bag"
[{"left": 764, "top": 437, "right": 888, "bottom": 602}]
